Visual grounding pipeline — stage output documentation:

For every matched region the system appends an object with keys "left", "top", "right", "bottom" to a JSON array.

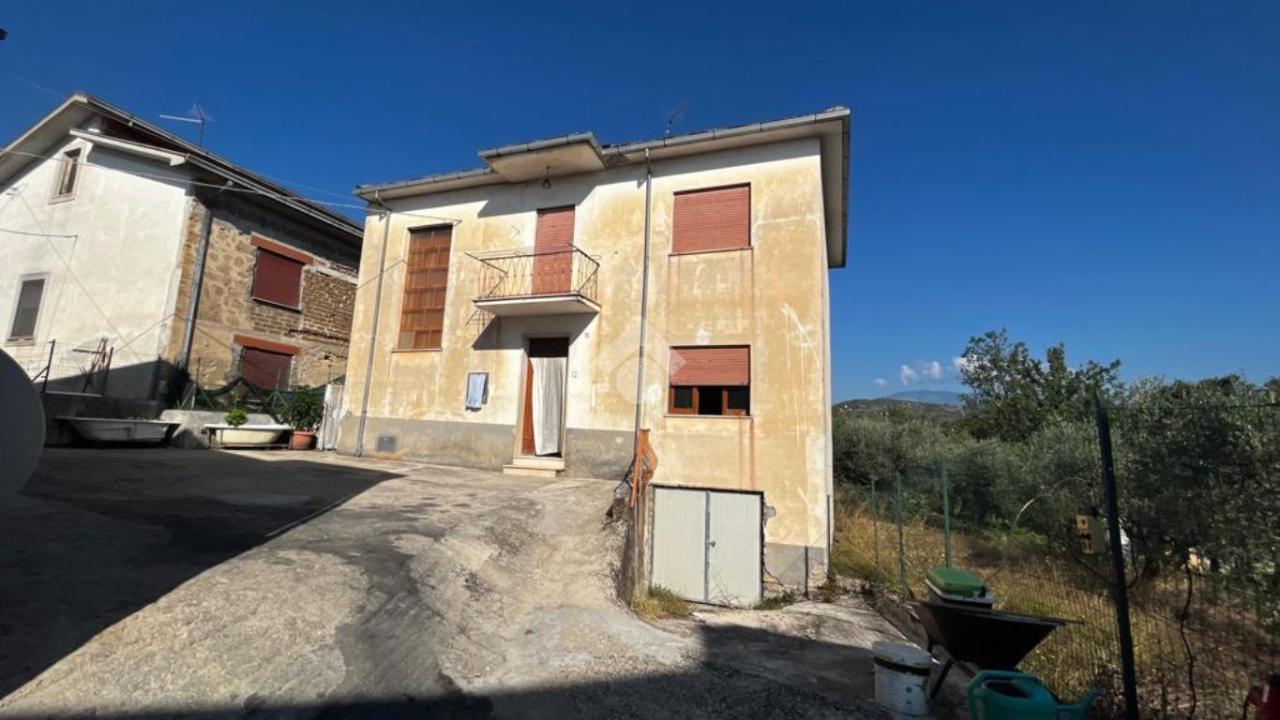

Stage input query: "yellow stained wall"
[{"left": 343, "top": 137, "right": 833, "bottom": 553}]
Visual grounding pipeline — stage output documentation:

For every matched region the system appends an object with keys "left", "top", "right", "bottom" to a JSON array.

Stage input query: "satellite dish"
[{"left": 0, "top": 348, "right": 44, "bottom": 496}]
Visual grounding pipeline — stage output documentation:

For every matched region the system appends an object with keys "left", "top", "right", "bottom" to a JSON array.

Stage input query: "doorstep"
[{"left": 502, "top": 455, "right": 565, "bottom": 478}]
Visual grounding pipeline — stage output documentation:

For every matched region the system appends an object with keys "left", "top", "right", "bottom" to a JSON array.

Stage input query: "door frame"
[
  {"left": 516, "top": 335, "right": 571, "bottom": 458},
  {"left": 648, "top": 484, "right": 764, "bottom": 606}
]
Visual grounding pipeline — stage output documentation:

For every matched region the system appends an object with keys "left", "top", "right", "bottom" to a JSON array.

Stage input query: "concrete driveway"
[{"left": 0, "top": 449, "right": 901, "bottom": 719}]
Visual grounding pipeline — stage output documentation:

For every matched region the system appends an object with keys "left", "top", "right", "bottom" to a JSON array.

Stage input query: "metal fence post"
[
  {"left": 1095, "top": 394, "right": 1139, "bottom": 720},
  {"left": 895, "top": 471, "right": 907, "bottom": 597},
  {"left": 42, "top": 339, "right": 55, "bottom": 393},
  {"left": 941, "top": 460, "right": 953, "bottom": 569}
]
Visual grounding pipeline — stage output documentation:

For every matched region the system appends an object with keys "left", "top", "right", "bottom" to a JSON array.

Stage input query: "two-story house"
[
  {"left": 0, "top": 93, "right": 362, "bottom": 401},
  {"left": 341, "top": 108, "right": 849, "bottom": 604}
]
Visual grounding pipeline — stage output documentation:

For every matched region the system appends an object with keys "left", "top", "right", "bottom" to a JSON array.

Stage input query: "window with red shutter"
[
  {"left": 668, "top": 346, "right": 751, "bottom": 416},
  {"left": 241, "top": 346, "right": 293, "bottom": 389},
  {"left": 672, "top": 184, "right": 750, "bottom": 254},
  {"left": 251, "top": 249, "right": 304, "bottom": 308},
  {"left": 398, "top": 225, "right": 452, "bottom": 350}
]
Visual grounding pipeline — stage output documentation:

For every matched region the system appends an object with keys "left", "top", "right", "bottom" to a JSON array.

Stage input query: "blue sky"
[{"left": 3, "top": 1, "right": 1276, "bottom": 402}]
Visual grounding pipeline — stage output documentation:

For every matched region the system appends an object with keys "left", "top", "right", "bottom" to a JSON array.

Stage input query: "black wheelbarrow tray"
[{"left": 910, "top": 600, "right": 1073, "bottom": 698}]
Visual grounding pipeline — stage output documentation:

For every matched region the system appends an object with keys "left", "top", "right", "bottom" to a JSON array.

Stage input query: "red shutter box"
[
  {"left": 669, "top": 346, "right": 750, "bottom": 386},
  {"left": 672, "top": 184, "right": 750, "bottom": 254}
]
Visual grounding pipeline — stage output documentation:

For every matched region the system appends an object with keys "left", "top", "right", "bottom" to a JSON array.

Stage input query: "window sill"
[
  {"left": 5, "top": 337, "right": 36, "bottom": 346},
  {"left": 664, "top": 413, "right": 752, "bottom": 420},
  {"left": 251, "top": 296, "right": 302, "bottom": 313},
  {"left": 668, "top": 246, "right": 752, "bottom": 258},
  {"left": 392, "top": 347, "right": 442, "bottom": 354},
  {"left": 48, "top": 194, "right": 76, "bottom": 206}
]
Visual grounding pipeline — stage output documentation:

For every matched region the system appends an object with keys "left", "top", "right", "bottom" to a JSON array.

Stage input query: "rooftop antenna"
[
  {"left": 160, "top": 103, "right": 214, "bottom": 147},
  {"left": 665, "top": 100, "right": 687, "bottom": 137}
]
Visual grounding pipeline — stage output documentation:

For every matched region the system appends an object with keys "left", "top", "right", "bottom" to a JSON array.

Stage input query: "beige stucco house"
[
  {"left": 0, "top": 94, "right": 362, "bottom": 402},
  {"left": 341, "top": 108, "right": 849, "bottom": 603}
]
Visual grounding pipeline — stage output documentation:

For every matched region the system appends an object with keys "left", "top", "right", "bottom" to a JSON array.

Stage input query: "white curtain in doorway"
[{"left": 530, "top": 356, "right": 567, "bottom": 456}]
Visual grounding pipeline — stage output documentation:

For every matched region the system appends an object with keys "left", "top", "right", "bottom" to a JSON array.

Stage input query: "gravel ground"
[{"left": 0, "top": 449, "right": 942, "bottom": 719}]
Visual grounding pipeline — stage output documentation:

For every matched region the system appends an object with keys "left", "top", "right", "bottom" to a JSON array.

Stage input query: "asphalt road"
[{"left": 0, "top": 449, "right": 902, "bottom": 720}]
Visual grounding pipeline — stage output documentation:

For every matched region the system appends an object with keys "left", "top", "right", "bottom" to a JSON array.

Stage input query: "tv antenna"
[
  {"left": 665, "top": 100, "right": 687, "bottom": 136},
  {"left": 160, "top": 103, "right": 214, "bottom": 146}
]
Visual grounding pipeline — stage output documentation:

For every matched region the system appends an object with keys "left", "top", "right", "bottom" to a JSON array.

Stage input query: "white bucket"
[{"left": 872, "top": 640, "right": 934, "bottom": 716}]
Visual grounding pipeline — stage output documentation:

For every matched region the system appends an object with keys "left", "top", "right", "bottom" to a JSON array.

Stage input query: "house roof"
[
  {"left": 355, "top": 107, "right": 851, "bottom": 268},
  {"left": 0, "top": 93, "right": 362, "bottom": 240}
]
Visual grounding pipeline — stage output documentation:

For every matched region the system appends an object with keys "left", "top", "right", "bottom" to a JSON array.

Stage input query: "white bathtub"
[
  {"left": 203, "top": 424, "right": 290, "bottom": 448},
  {"left": 58, "top": 417, "right": 178, "bottom": 445}
]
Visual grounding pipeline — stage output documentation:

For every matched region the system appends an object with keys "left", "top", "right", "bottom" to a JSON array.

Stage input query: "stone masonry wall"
[{"left": 163, "top": 193, "right": 359, "bottom": 393}]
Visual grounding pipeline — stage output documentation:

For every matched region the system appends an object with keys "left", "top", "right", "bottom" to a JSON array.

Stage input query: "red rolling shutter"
[
  {"left": 242, "top": 346, "right": 293, "bottom": 389},
  {"left": 672, "top": 185, "right": 750, "bottom": 253},
  {"left": 533, "top": 206, "right": 574, "bottom": 295},
  {"left": 251, "top": 249, "right": 304, "bottom": 308},
  {"left": 669, "top": 346, "right": 750, "bottom": 386}
]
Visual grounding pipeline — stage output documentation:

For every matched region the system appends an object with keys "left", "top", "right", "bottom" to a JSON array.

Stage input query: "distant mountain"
[{"left": 885, "top": 390, "right": 965, "bottom": 406}]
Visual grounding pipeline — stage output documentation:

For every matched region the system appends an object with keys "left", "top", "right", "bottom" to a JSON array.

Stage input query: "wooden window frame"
[
  {"left": 51, "top": 148, "right": 82, "bottom": 202},
  {"left": 397, "top": 224, "right": 453, "bottom": 351},
  {"left": 670, "top": 183, "right": 751, "bottom": 255},
  {"left": 667, "top": 385, "right": 750, "bottom": 417}
]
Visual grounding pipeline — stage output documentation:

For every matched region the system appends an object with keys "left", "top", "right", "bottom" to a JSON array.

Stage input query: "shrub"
[
  {"left": 225, "top": 407, "right": 248, "bottom": 427},
  {"left": 279, "top": 386, "right": 324, "bottom": 431}
]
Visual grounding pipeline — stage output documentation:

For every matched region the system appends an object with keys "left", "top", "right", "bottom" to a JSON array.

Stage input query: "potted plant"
[
  {"left": 225, "top": 406, "right": 248, "bottom": 427},
  {"left": 280, "top": 386, "right": 324, "bottom": 450}
]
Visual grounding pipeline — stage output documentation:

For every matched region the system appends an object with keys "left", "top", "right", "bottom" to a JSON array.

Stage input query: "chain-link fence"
[{"left": 832, "top": 399, "right": 1280, "bottom": 719}]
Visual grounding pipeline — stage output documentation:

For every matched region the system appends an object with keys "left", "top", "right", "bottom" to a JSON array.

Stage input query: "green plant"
[
  {"left": 279, "top": 386, "right": 324, "bottom": 431},
  {"left": 755, "top": 591, "right": 800, "bottom": 610},
  {"left": 225, "top": 407, "right": 248, "bottom": 427}
]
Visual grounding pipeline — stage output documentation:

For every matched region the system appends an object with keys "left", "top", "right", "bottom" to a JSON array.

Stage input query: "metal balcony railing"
[{"left": 470, "top": 245, "right": 600, "bottom": 305}]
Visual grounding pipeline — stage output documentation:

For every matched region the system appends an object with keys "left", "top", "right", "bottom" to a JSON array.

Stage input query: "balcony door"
[{"left": 532, "top": 206, "right": 574, "bottom": 295}]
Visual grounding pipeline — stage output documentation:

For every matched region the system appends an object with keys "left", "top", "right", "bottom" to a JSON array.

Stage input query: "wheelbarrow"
[{"left": 911, "top": 600, "right": 1069, "bottom": 698}]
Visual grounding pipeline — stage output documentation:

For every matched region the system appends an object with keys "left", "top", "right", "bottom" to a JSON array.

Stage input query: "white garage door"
[{"left": 650, "top": 487, "right": 762, "bottom": 607}]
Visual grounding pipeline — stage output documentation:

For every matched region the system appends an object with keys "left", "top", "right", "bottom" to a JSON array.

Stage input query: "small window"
[
  {"left": 241, "top": 346, "right": 293, "bottom": 389},
  {"left": 8, "top": 278, "right": 46, "bottom": 340},
  {"left": 672, "top": 184, "right": 750, "bottom": 254},
  {"left": 252, "top": 249, "right": 304, "bottom": 309},
  {"left": 668, "top": 346, "right": 751, "bottom": 416},
  {"left": 53, "top": 149, "right": 81, "bottom": 199}
]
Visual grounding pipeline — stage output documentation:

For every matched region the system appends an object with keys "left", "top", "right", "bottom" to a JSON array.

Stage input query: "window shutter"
[
  {"left": 669, "top": 346, "right": 750, "bottom": 386},
  {"left": 252, "top": 249, "right": 304, "bottom": 307},
  {"left": 672, "top": 185, "right": 750, "bottom": 253},
  {"left": 10, "top": 279, "right": 45, "bottom": 338},
  {"left": 533, "top": 206, "right": 574, "bottom": 295},
  {"left": 241, "top": 347, "right": 293, "bottom": 389},
  {"left": 398, "top": 225, "right": 452, "bottom": 349}
]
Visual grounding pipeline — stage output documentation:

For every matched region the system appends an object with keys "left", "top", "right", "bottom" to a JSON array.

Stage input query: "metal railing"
[
  {"left": 469, "top": 246, "right": 600, "bottom": 305},
  {"left": 8, "top": 338, "right": 113, "bottom": 395}
]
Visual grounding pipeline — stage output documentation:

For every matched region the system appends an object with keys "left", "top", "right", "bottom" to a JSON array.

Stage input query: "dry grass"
[
  {"left": 632, "top": 585, "right": 690, "bottom": 620},
  {"left": 832, "top": 499, "right": 1277, "bottom": 719}
]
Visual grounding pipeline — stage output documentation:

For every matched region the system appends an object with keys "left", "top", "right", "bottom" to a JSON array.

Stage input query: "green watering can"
[{"left": 968, "top": 670, "right": 1099, "bottom": 720}]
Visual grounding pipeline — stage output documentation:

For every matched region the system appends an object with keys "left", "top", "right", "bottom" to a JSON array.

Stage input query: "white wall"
[{"left": 0, "top": 134, "right": 192, "bottom": 398}]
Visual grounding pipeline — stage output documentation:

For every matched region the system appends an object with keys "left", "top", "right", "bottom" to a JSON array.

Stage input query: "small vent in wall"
[{"left": 376, "top": 434, "right": 397, "bottom": 453}]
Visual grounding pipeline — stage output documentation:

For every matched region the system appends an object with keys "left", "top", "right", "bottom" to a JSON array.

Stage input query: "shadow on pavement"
[
  {"left": 0, "top": 621, "right": 890, "bottom": 719},
  {"left": 0, "top": 449, "right": 402, "bottom": 701}
]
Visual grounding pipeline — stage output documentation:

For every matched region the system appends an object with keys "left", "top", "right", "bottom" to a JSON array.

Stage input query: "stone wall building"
[
  {"left": 0, "top": 93, "right": 362, "bottom": 400},
  {"left": 343, "top": 109, "right": 849, "bottom": 604}
]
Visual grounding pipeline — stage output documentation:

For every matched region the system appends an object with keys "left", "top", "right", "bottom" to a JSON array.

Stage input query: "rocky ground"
[{"left": 0, "top": 449, "right": 958, "bottom": 719}]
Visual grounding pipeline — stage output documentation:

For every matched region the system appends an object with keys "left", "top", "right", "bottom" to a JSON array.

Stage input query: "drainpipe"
[
  {"left": 354, "top": 193, "right": 392, "bottom": 457},
  {"left": 631, "top": 149, "right": 654, "bottom": 453},
  {"left": 176, "top": 193, "right": 217, "bottom": 373}
]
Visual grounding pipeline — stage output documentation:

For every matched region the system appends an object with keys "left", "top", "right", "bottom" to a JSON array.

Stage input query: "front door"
[
  {"left": 521, "top": 337, "right": 570, "bottom": 456},
  {"left": 532, "top": 206, "right": 574, "bottom": 295}
]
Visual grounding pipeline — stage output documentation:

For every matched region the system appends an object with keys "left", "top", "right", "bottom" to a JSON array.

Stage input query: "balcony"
[{"left": 469, "top": 246, "right": 600, "bottom": 316}]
